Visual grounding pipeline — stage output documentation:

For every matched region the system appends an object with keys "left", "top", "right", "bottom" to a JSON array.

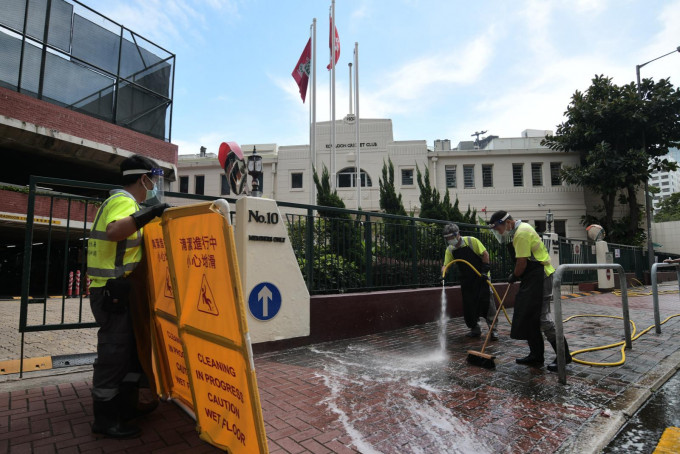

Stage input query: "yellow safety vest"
[
  {"left": 87, "top": 191, "right": 142, "bottom": 288},
  {"left": 513, "top": 222, "right": 555, "bottom": 276}
]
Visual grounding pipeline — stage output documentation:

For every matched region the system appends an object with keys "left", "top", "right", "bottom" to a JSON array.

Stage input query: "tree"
[
  {"left": 313, "top": 164, "right": 346, "bottom": 215},
  {"left": 415, "top": 164, "right": 477, "bottom": 223},
  {"left": 543, "top": 75, "right": 680, "bottom": 244},
  {"left": 378, "top": 158, "right": 407, "bottom": 216},
  {"left": 654, "top": 192, "right": 680, "bottom": 222}
]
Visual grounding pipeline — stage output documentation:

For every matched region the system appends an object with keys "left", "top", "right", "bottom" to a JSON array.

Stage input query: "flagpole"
[
  {"left": 310, "top": 18, "right": 317, "bottom": 206},
  {"left": 348, "top": 62, "right": 352, "bottom": 115},
  {"left": 330, "top": 0, "right": 336, "bottom": 191},
  {"left": 354, "top": 42, "right": 360, "bottom": 210}
]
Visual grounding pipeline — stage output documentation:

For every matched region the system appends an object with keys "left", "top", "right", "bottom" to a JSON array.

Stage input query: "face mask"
[
  {"left": 143, "top": 176, "right": 157, "bottom": 201},
  {"left": 491, "top": 229, "right": 505, "bottom": 244},
  {"left": 447, "top": 237, "right": 462, "bottom": 249},
  {"left": 492, "top": 225, "right": 514, "bottom": 244}
]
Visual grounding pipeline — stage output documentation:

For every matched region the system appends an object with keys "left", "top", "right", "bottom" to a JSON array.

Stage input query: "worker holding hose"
[
  {"left": 441, "top": 223, "right": 498, "bottom": 340},
  {"left": 488, "top": 211, "right": 571, "bottom": 372}
]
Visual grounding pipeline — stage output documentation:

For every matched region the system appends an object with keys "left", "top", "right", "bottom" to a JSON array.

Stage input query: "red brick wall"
[
  {"left": 0, "top": 87, "right": 177, "bottom": 165},
  {"left": 0, "top": 189, "right": 98, "bottom": 223}
]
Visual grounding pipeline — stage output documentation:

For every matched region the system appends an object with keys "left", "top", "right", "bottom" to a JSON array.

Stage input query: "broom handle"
[{"left": 479, "top": 284, "right": 511, "bottom": 354}]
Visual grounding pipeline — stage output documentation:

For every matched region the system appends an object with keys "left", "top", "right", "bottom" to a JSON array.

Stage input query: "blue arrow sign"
[{"left": 248, "top": 282, "right": 281, "bottom": 321}]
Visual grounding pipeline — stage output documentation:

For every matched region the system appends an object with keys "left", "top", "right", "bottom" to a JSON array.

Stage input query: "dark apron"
[
  {"left": 453, "top": 242, "right": 490, "bottom": 328},
  {"left": 507, "top": 243, "right": 544, "bottom": 340},
  {"left": 127, "top": 253, "right": 158, "bottom": 395}
]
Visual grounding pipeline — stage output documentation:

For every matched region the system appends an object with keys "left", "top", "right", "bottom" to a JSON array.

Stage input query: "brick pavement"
[{"left": 1, "top": 283, "right": 679, "bottom": 453}]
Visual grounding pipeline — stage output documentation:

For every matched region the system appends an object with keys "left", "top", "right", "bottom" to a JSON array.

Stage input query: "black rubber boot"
[
  {"left": 120, "top": 385, "right": 159, "bottom": 421},
  {"left": 547, "top": 338, "right": 572, "bottom": 372},
  {"left": 92, "top": 397, "right": 141, "bottom": 438},
  {"left": 515, "top": 354, "right": 544, "bottom": 366},
  {"left": 517, "top": 331, "right": 545, "bottom": 366}
]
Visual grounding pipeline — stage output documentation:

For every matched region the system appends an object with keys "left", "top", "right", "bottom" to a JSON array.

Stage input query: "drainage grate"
[{"left": 51, "top": 353, "right": 97, "bottom": 368}]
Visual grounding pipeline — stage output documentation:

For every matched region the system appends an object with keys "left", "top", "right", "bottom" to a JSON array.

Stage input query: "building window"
[
  {"left": 513, "top": 163, "right": 524, "bottom": 187},
  {"left": 534, "top": 220, "right": 546, "bottom": 234},
  {"left": 291, "top": 172, "right": 303, "bottom": 189},
  {"left": 179, "top": 176, "right": 189, "bottom": 193},
  {"left": 463, "top": 165, "right": 474, "bottom": 188},
  {"left": 195, "top": 175, "right": 205, "bottom": 195},
  {"left": 550, "top": 162, "right": 562, "bottom": 186},
  {"left": 445, "top": 165, "right": 457, "bottom": 188},
  {"left": 337, "top": 167, "right": 372, "bottom": 188},
  {"left": 482, "top": 164, "right": 493, "bottom": 188},
  {"left": 220, "top": 174, "right": 229, "bottom": 195},
  {"left": 531, "top": 163, "right": 543, "bottom": 187},
  {"left": 401, "top": 168, "right": 414, "bottom": 186}
]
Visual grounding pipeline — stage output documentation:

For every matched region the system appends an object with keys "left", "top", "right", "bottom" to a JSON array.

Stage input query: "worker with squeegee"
[
  {"left": 441, "top": 223, "right": 498, "bottom": 341},
  {"left": 488, "top": 210, "right": 572, "bottom": 372}
]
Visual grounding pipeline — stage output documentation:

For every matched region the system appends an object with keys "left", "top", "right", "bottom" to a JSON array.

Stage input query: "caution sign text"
[{"left": 161, "top": 202, "right": 267, "bottom": 453}]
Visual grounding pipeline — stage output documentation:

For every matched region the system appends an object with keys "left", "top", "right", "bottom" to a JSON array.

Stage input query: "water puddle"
[
  {"left": 603, "top": 369, "right": 680, "bottom": 452},
  {"left": 311, "top": 343, "right": 492, "bottom": 453}
]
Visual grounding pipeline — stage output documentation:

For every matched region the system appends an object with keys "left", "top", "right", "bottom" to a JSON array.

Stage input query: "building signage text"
[{"left": 325, "top": 142, "right": 378, "bottom": 149}]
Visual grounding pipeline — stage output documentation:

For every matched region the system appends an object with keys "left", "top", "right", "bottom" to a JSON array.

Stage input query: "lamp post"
[
  {"left": 247, "top": 146, "right": 263, "bottom": 197},
  {"left": 546, "top": 209, "right": 553, "bottom": 234},
  {"left": 636, "top": 46, "right": 680, "bottom": 271}
]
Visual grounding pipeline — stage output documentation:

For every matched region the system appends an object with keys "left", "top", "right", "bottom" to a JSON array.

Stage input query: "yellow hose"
[
  {"left": 442, "top": 259, "right": 512, "bottom": 324},
  {"left": 442, "top": 259, "right": 680, "bottom": 367}
]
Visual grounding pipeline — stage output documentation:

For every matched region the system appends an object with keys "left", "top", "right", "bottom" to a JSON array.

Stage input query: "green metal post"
[
  {"left": 305, "top": 208, "right": 314, "bottom": 291},
  {"left": 411, "top": 219, "right": 417, "bottom": 285},
  {"left": 19, "top": 176, "right": 38, "bottom": 377},
  {"left": 364, "top": 214, "right": 372, "bottom": 288}
]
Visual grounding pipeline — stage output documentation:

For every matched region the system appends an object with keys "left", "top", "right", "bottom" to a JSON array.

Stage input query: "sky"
[{"left": 82, "top": 0, "right": 680, "bottom": 155}]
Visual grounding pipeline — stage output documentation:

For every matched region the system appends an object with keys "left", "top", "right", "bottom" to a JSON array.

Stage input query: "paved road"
[{"left": 1, "top": 283, "right": 679, "bottom": 452}]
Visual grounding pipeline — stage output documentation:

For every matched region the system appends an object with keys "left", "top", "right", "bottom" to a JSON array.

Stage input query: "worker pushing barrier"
[{"left": 138, "top": 140, "right": 310, "bottom": 452}]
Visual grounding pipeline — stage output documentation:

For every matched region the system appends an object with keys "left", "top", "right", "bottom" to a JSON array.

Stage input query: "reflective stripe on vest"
[{"left": 87, "top": 192, "right": 141, "bottom": 280}]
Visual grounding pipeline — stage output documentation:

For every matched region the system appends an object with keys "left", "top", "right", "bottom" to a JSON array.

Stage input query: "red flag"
[
  {"left": 327, "top": 17, "right": 340, "bottom": 70},
  {"left": 291, "top": 38, "right": 312, "bottom": 102}
]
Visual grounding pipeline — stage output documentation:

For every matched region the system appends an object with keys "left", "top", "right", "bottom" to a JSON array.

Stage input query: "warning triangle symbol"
[
  {"left": 164, "top": 267, "right": 174, "bottom": 299},
  {"left": 197, "top": 274, "right": 219, "bottom": 316}
]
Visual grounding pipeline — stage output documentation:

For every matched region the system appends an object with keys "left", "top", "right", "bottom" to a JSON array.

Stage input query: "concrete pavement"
[{"left": 1, "top": 282, "right": 680, "bottom": 453}]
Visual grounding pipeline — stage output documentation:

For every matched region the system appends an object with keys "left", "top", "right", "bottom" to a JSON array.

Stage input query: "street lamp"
[
  {"left": 635, "top": 46, "right": 680, "bottom": 271},
  {"left": 546, "top": 209, "right": 554, "bottom": 233},
  {"left": 247, "top": 146, "right": 263, "bottom": 197}
]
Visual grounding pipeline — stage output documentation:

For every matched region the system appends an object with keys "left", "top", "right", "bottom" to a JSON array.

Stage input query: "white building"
[
  {"left": 649, "top": 155, "right": 680, "bottom": 212},
  {"left": 171, "top": 118, "right": 608, "bottom": 240}
]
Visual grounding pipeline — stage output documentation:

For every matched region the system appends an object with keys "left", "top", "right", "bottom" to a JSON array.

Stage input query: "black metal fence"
[
  {"left": 0, "top": 0, "right": 175, "bottom": 141},
  {"left": 283, "top": 205, "right": 654, "bottom": 294},
  {"left": 18, "top": 176, "right": 658, "bottom": 315}
]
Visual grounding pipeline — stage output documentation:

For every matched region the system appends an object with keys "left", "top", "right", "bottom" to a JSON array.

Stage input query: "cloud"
[
  {"left": 359, "top": 29, "right": 498, "bottom": 118},
  {"left": 174, "top": 131, "right": 232, "bottom": 155},
  {"left": 451, "top": 54, "right": 632, "bottom": 141},
  {"left": 92, "top": 0, "right": 239, "bottom": 47},
  {"left": 638, "top": 0, "right": 680, "bottom": 84}
]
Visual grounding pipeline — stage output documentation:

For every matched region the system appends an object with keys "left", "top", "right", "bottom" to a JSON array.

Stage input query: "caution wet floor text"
[{"left": 145, "top": 203, "right": 268, "bottom": 453}]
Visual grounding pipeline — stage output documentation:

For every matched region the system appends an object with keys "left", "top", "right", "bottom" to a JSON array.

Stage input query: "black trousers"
[{"left": 90, "top": 286, "right": 138, "bottom": 402}]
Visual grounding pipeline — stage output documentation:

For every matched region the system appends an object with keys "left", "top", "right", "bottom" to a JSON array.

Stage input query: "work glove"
[
  {"left": 507, "top": 272, "right": 518, "bottom": 283},
  {"left": 131, "top": 203, "right": 170, "bottom": 229},
  {"left": 479, "top": 263, "right": 491, "bottom": 275}
]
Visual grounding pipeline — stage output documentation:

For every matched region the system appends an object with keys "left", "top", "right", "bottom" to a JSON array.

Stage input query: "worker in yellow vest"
[
  {"left": 441, "top": 223, "right": 497, "bottom": 340},
  {"left": 87, "top": 155, "right": 169, "bottom": 438},
  {"left": 488, "top": 210, "right": 572, "bottom": 372}
]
